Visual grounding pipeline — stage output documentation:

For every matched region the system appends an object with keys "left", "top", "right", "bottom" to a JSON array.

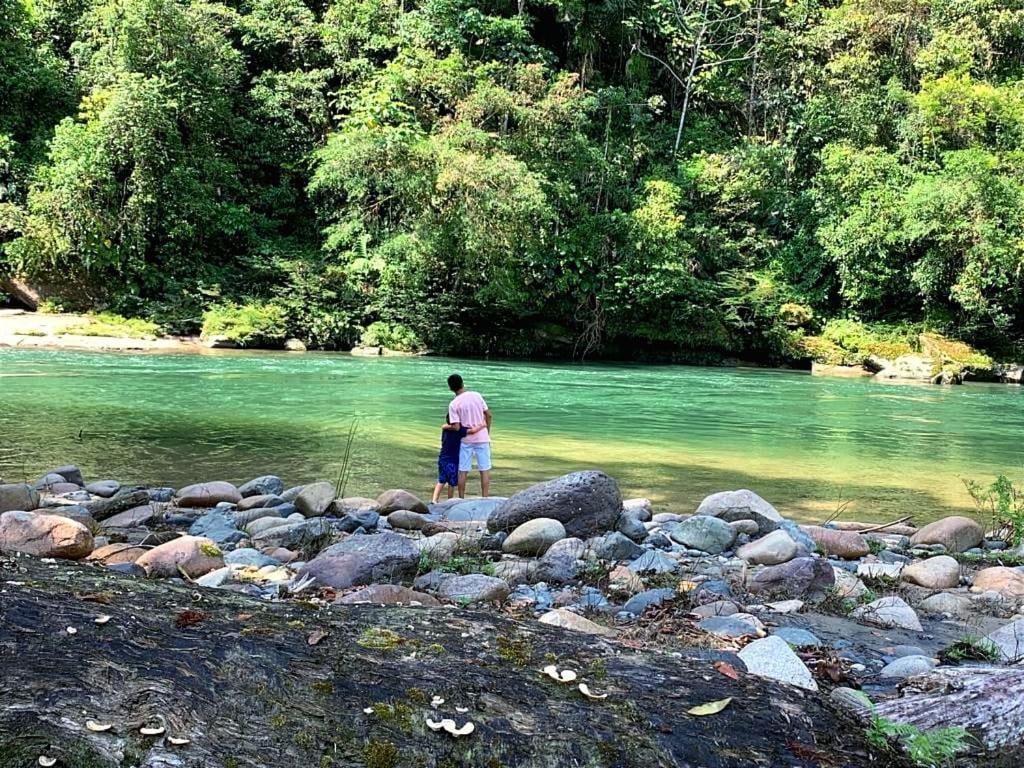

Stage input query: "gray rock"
[
  {"left": 417, "top": 532, "right": 460, "bottom": 563},
  {"left": 902, "top": 556, "right": 960, "bottom": 590},
  {"left": 189, "top": 510, "right": 244, "bottom": 545},
  {"left": 909, "top": 516, "right": 984, "bottom": 553},
  {"left": 773, "top": 627, "right": 820, "bottom": 648},
  {"left": 737, "top": 529, "right": 798, "bottom": 565},
  {"left": 224, "top": 548, "right": 280, "bottom": 568},
  {"left": 146, "top": 487, "right": 175, "bottom": 503},
  {"left": 332, "top": 497, "right": 381, "bottom": 516},
  {"left": 35, "top": 473, "right": 67, "bottom": 490},
  {"left": 388, "top": 510, "right": 431, "bottom": 531},
  {"left": 879, "top": 655, "right": 936, "bottom": 679},
  {"left": 535, "top": 537, "right": 586, "bottom": 584},
  {"left": 234, "top": 507, "right": 287, "bottom": 527},
  {"left": 502, "top": 518, "right": 566, "bottom": 556},
  {"left": 830, "top": 687, "right": 873, "bottom": 719},
  {"left": 246, "top": 516, "right": 295, "bottom": 536},
  {"left": 666, "top": 515, "right": 736, "bottom": 554},
  {"left": 492, "top": 559, "right": 538, "bottom": 586},
  {"left": 616, "top": 512, "right": 649, "bottom": 542},
  {"left": 101, "top": 504, "right": 158, "bottom": 529},
  {"left": 748, "top": 557, "right": 835, "bottom": 599},
  {"left": 622, "top": 498, "right": 653, "bottom": 522},
  {"left": 593, "top": 531, "right": 644, "bottom": 561},
  {"left": 280, "top": 486, "right": 303, "bottom": 502},
  {"left": 250, "top": 517, "right": 332, "bottom": 552},
  {"left": 195, "top": 567, "right": 233, "bottom": 589},
  {"left": 917, "top": 592, "right": 972, "bottom": 617},
  {"left": 294, "top": 482, "right": 336, "bottom": 518},
  {"left": 779, "top": 520, "right": 815, "bottom": 553},
  {"left": 376, "top": 489, "right": 429, "bottom": 515},
  {"left": 175, "top": 481, "right": 241, "bottom": 508},
  {"left": 0, "top": 484, "right": 39, "bottom": 514},
  {"left": 985, "top": 618, "right": 1024, "bottom": 661},
  {"left": 851, "top": 596, "right": 922, "bottom": 631},
  {"left": 299, "top": 532, "right": 419, "bottom": 589},
  {"left": 50, "top": 465, "right": 85, "bottom": 486},
  {"left": 729, "top": 519, "right": 760, "bottom": 536},
  {"left": 487, "top": 471, "right": 622, "bottom": 538},
  {"left": 86, "top": 480, "right": 120, "bottom": 498},
  {"left": 336, "top": 510, "right": 381, "bottom": 534},
  {"left": 628, "top": 550, "right": 677, "bottom": 574},
  {"left": 238, "top": 475, "right": 285, "bottom": 498},
  {"left": 698, "top": 616, "right": 761, "bottom": 639},
  {"left": 622, "top": 588, "right": 675, "bottom": 616},
  {"left": 237, "top": 494, "right": 284, "bottom": 512},
  {"left": 436, "top": 574, "right": 510, "bottom": 604},
  {"left": 696, "top": 489, "right": 783, "bottom": 534},
  {"left": 738, "top": 635, "right": 818, "bottom": 691}
]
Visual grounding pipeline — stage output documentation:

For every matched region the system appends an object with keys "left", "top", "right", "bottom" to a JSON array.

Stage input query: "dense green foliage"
[{"left": 3, "top": 0, "right": 1024, "bottom": 358}]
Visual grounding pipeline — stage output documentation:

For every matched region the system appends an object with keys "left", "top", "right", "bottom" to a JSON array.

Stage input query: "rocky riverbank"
[{"left": 2, "top": 467, "right": 1024, "bottom": 766}]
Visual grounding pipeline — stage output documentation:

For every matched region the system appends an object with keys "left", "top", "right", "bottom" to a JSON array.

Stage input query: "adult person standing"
[{"left": 446, "top": 373, "right": 492, "bottom": 498}]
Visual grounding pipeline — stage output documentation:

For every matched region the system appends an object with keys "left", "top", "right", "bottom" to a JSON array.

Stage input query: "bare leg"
[
  {"left": 447, "top": 485, "right": 455, "bottom": 499},
  {"left": 431, "top": 482, "right": 443, "bottom": 504},
  {"left": 457, "top": 471, "right": 468, "bottom": 498},
  {"left": 480, "top": 470, "right": 491, "bottom": 498}
]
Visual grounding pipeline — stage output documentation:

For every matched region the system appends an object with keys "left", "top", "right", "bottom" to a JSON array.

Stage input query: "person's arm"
[
  {"left": 442, "top": 423, "right": 460, "bottom": 431},
  {"left": 447, "top": 403, "right": 461, "bottom": 431},
  {"left": 467, "top": 424, "right": 484, "bottom": 434},
  {"left": 484, "top": 408, "right": 492, "bottom": 433}
]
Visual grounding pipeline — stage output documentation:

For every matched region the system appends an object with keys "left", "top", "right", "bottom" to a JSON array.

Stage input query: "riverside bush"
[{"left": 201, "top": 303, "right": 287, "bottom": 348}]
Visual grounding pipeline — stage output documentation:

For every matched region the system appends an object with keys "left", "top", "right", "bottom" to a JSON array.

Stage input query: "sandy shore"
[{"left": 0, "top": 309, "right": 204, "bottom": 353}]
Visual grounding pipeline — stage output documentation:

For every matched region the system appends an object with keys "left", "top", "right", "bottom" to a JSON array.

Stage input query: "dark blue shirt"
[{"left": 440, "top": 426, "right": 467, "bottom": 462}]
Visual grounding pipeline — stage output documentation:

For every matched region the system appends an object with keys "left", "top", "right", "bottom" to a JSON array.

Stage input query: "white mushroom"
[
  {"left": 167, "top": 737, "right": 190, "bottom": 746},
  {"left": 425, "top": 717, "right": 450, "bottom": 731},
  {"left": 541, "top": 665, "right": 578, "bottom": 683},
  {"left": 455, "top": 706, "right": 469, "bottom": 713},
  {"left": 65, "top": 627, "right": 77, "bottom": 635},
  {"left": 578, "top": 683, "right": 608, "bottom": 700},
  {"left": 430, "top": 696, "right": 445, "bottom": 708},
  {"left": 444, "top": 721, "right": 475, "bottom": 737},
  {"left": 139, "top": 725, "right": 165, "bottom": 736},
  {"left": 85, "top": 720, "right": 112, "bottom": 733},
  {"left": 362, "top": 707, "right": 374, "bottom": 715},
  {"left": 38, "top": 757, "right": 57, "bottom": 767},
  {"left": 94, "top": 615, "right": 111, "bottom": 625}
]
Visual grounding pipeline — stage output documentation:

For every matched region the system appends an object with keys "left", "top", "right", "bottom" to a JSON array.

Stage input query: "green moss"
[
  {"left": 312, "top": 680, "right": 335, "bottom": 695},
  {"left": 362, "top": 738, "right": 400, "bottom": 768},
  {"left": 357, "top": 627, "right": 403, "bottom": 652},
  {"left": 588, "top": 658, "right": 608, "bottom": 681},
  {"left": 406, "top": 687, "right": 428, "bottom": 705},
  {"left": 496, "top": 634, "right": 533, "bottom": 666},
  {"left": 370, "top": 701, "right": 413, "bottom": 731},
  {"left": 63, "top": 312, "right": 161, "bottom": 340},
  {"left": 199, "top": 541, "right": 223, "bottom": 557}
]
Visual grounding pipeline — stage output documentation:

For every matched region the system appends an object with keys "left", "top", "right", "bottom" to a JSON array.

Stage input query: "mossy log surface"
[{"left": 0, "top": 554, "right": 898, "bottom": 768}]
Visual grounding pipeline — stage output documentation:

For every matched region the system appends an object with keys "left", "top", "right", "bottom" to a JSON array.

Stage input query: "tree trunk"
[{"left": 0, "top": 555, "right": 906, "bottom": 768}]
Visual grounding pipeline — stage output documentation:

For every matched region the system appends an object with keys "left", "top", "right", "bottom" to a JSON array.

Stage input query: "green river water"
[{"left": 1, "top": 348, "right": 1022, "bottom": 523}]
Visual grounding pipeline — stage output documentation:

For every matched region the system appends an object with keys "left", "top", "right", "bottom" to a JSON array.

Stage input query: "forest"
[{"left": 3, "top": 0, "right": 1024, "bottom": 361}]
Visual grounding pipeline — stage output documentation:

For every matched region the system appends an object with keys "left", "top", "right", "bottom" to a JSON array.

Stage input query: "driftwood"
[
  {"left": 830, "top": 520, "right": 916, "bottom": 536},
  {"left": 0, "top": 554, "right": 905, "bottom": 768},
  {"left": 876, "top": 666, "right": 1024, "bottom": 765}
]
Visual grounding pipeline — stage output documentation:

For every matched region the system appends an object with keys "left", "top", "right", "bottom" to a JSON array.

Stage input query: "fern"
[{"left": 866, "top": 713, "right": 969, "bottom": 767}]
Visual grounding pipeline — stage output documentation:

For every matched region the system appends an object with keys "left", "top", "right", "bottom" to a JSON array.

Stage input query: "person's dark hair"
[{"left": 447, "top": 373, "right": 464, "bottom": 393}]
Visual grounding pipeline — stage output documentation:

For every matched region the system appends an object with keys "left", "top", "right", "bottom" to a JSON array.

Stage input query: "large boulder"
[
  {"left": 666, "top": 515, "right": 736, "bottom": 554},
  {"left": 487, "top": 471, "right": 622, "bottom": 538},
  {"left": 737, "top": 530, "right": 798, "bottom": 565},
  {"left": 0, "top": 483, "right": 39, "bottom": 514},
  {"left": 436, "top": 574, "right": 510, "bottom": 605},
  {"left": 695, "top": 490, "right": 783, "bottom": 534},
  {"left": 135, "top": 535, "right": 224, "bottom": 578},
  {"left": 971, "top": 566, "right": 1024, "bottom": 597},
  {"left": 376, "top": 489, "right": 429, "bottom": 515},
  {"left": 0, "top": 510, "right": 93, "bottom": 559},
  {"left": 502, "top": 518, "right": 566, "bottom": 556},
  {"left": 238, "top": 475, "right": 285, "bottom": 498},
  {"left": 902, "top": 556, "right": 960, "bottom": 590},
  {"left": 747, "top": 557, "right": 835, "bottom": 599},
  {"left": 801, "top": 526, "right": 869, "bottom": 560},
  {"left": 299, "top": 532, "right": 419, "bottom": 589},
  {"left": 294, "top": 482, "right": 336, "bottom": 517},
  {"left": 174, "top": 481, "right": 241, "bottom": 508},
  {"left": 909, "top": 516, "right": 983, "bottom": 553}
]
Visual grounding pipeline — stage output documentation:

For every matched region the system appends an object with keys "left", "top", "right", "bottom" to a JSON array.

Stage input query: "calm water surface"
[{"left": 1, "top": 348, "right": 1022, "bottom": 523}]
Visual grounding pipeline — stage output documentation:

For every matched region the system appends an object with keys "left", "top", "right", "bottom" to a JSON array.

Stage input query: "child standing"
[{"left": 432, "top": 414, "right": 479, "bottom": 503}]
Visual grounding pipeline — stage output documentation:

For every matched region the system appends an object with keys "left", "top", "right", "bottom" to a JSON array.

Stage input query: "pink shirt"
[{"left": 449, "top": 391, "right": 490, "bottom": 444}]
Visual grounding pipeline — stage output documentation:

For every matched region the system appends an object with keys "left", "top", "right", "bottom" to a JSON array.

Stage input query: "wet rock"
[
  {"left": 917, "top": 592, "right": 972, "bottom": 617},
  {"left": 337, "top": 584, "right": 441, "bottom": 607},
  {"left": 851, "top": 596, "right": 922, "bottom": 631},
  {"left": 773, "top": 627, "right": 820, "bottom": 648},
  {"left": 737, "top": 529, "right": 798, "bottom": 565},
  {"left": 299, "top": 532, "right": 419, "bottom": 589},
  {"left": 628, "top": 550, "right": 678, "bottom": 574},
  {"left": 902, "top": 556, "right": 960, "bottom": 590},
  {"left": 294, "top": 482, "right": 336, "bottom": 517},
  {"left": 436, "top": 574, "right": 510, "bottom": 604},
  {"left": 666, "top": 515, "right": 736, "bottom": 554},
  {"left": 971, "top": 566, "right": 1024, "bottom": 597},
  {"left": 879, "top": 655, "right": 936, "bottom": 679},
  {"left": 538, "top": 608, "right": 615, "bottom": 636},
  {"left": 135, "top": 535, "right": 224, "bottom": 578},
  {"left": 622, "top": 588, "right": 675, "bottom": 616},
  {"left": 909, "top": 516, "right": 984, "bottom": 553},
  {"left": 985, "top": 618, "right": 1024, "bottom": 661},
  {"left": 0, "top": 483, "right": 39, "bottom": 514},
  {"left": 174, "top": 481, "right": 241, "bottom": 508},
  {"left": 85, "top": 480, "right": 120, "bottom": 498},
  {"left": 738, "top": 635, "right": 818, "bottom": 691},
  {"left": 696, "top": 489, "right": 783, "bottom": 534},
  {"left": 238, "top": 475, "right": 285, "bottom": 498},
  {"left": 87, "top": 542, "right": 148, "bottom": 565},
  {"left": 0, "top": 510, "right": 93, "bottom": 559},
  {"left": 502, "top": 518, "right": 566, "bottom": 556},
  {"left": 592, "top": 531, "right": 644, "bottom": 561},
  {"left": 100, "top": 504, "right": 158, "bottom": 529},
  {"left": 748, "top": 557, "right": 835, "bottom": 599},
  {"left": 376, "top": 489, "right": 429, "bottom": 515},
  {"left": 250, "top": 517, "right": 332, "bottom": 552},
  {"left": 487, "top": 471, "right": 622, "bottom": 539},
  {"left": 802, "top": 526, "right": 869, "bottom": 559}
]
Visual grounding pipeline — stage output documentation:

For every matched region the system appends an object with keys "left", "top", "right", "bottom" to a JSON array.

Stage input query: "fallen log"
[
  {"left": 0, "top": 554, "right": 906, "bottom": 768},
  {"left": 84, "top": 490, "right": 152, "bottom": 522}
]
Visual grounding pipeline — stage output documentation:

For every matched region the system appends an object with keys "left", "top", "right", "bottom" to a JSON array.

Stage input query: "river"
[{"left": 1, "top": 348, "right": 1022, "bottom": 523}]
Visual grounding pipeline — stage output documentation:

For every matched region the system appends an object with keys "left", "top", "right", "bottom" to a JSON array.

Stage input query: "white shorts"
[{"left": 458, "top": 442, "right": 492, "bottom": 472}]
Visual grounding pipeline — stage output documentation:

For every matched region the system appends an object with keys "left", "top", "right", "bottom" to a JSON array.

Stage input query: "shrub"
[
  {"left": 360, "top": 320, "right": 421, "bottom": 352},
  {"left": 200, "top": 302, "right": 287, "bottom": 347},
  {"left": 63, "top": 312, "right": 161, "bottom": 340},
  {"left": 965, "top": 474, "right": 1024, "bottom": 545}
]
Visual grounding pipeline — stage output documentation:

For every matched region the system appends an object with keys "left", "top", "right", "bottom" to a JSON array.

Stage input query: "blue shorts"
[
  {"left": 459, "top": 442, "right": 492, "bottom": 472},
  {"left": 438, "top": 458, "right": 459, "bottom": 486}
]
